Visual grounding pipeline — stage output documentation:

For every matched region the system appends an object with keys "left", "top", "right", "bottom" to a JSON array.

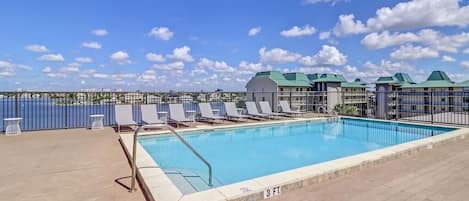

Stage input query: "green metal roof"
[
  {"left": 375, "top": 73, "right": 415, "bottom": 86},
  {"left": 341, "top": 78, "right": 368, "bottom": 88},
  {"left": 456, "top": 80, "right": 469, "bottom": 87},
  {"left": 309, "top": 73, "right": 347, "bottom": 83},
  {"left": 253, "top": 71, "right": 311, "bottom": 87},
  {"left": 401, "top": 71, "right": 455, "bottom": 88},
  {"left": 375, "top": 76, "right": 400, "bottom": 84},
  {"left": 394, "top": 73, "right": 415, "bottom": 84}
]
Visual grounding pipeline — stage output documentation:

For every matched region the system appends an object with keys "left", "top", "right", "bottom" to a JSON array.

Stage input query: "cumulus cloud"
[
  {"left": 153, "top": 62, "right": 185, "bottom": 71},
  {"left": 248, "top": 26, "right": 262, "bottom": 36},
  {"left": 464, "top": 48, "right": 469, "bottom": 54},
  {"left": 197, "top": 58, "right": 235, "bottom": 73},
  {"left": 166, "top": 46, "right": 194, "bottom": 62},
  {"left": 91, "top": 29, "right": 108, "bottom": 36},
  {"left": 110, "top": 51, "right": 131, "bottom": 65},
  {"left": 442, "top": 55, "right": 456, "bottom": 62},
  {"left": 342, "top": 60, "right": 416, "bottom": 81},
  {"left": 333, "top": 0, "right": 469, "bottom": 36},
  {"left": 319, "top": 31, "right": 331, "bottom": 40},
  {"left": 390, "top": 44, "right": 439, "bottom": 60},
  {"left": 238, "top": 61, "right": 272, "bottom": 75},
  {"left": 361, "top": 29, "right": 469, "bottom": 53},
  {"left": 280, "top": 25, "right": 316, "bottom": 37},
  {"left": 259, "top": 47, "right": 301, "bottom": 64},
  {"left": 299, "top": 45, "right": 347, "bottom": 66},
  {"left": 25, "top": 44, "right": 48, "bottom": 53},
  {"left": 0, "top": 61, "right": 21, "bottom": 77},
  {"left": 148, "top": 27, "right": 174, "bottom": 40},
  {"left": 75, "top": 57, "right": 93, "bottom": 63},
  {"left": 38, "top": 54, "right": 65, "bottom": 62},
  {"left": 82, "top": 41, "right": 102, "bottom": 49},
  {"left": 146, "top": 53, "right": 165, "bottom": 62}
]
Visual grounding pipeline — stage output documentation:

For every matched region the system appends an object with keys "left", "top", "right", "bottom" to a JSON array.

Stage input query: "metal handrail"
[{"left": 130, "top": 124, "right": 213, "bottom": 192}]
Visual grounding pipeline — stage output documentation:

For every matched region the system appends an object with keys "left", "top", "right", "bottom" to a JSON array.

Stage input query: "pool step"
[{"left": 165, "top": 169, "right": 216, "bottom": 194}]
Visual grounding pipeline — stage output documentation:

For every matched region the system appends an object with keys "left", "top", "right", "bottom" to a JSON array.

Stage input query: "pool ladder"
[{"left": 130, "top": 124, "right": 213, "bottom": 192}]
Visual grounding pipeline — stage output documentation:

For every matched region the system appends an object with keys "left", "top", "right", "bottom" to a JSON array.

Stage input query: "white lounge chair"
[
  {"left": 115, "top": 105, "right": 137, "bottom": 133},
  {"left": 279, "top": 101, "right": 304, "bottom": 116},
  {"left": 141, "top": 104, "right": 165, "bottom": 125},
  {"left": 224, "top": 102, "right": 250, "bottom": 121},
  {"left": 245, "top": 101, "right": 269, "bottom": 119},
  {"left": 169, "top": 104, "right": 193, "bottom": 127},
  {"left": 199, "top": 103, "right": 225, "bottom": 123},
  {"left": 259, "top": 101, "right": 284, "bottom": 119}
]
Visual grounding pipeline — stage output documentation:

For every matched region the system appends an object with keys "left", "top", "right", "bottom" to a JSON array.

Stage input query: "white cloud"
[
  {"left": 462, "top": 61, "right": 469, "bottom": 69},
  {"left": 280, "top": 25, "right": 316, "bottom": 37},
  {"left": 390, "top": 44, "right": 439, "bottom": 60},
  {"left": 361, "top": 29, "right": 469, "bottom": 52},
  {"left": 42, "top": 66, "right": 52, "bottom": 73},
  {"left": 153, "top": 62, "right": 185, "bottom": 71},
  {"left": 25, "top": 44, "right": 48, "bottom": 53},
  {"left": 148, "top": 27, "right": 174, "bottom": 40},
  {"left": 38, "top": 54, "right": 65, "bottom": 62},
  {"left": 91, "top": 29, "right": 108, "bottom": 36},
  {"left": 304, "top": 0, "right": 349, "bottom": 5},
  {"left": 299, "top": 45, "right": 347, "bottom": 66},
  {"left": 259, "top": 47, "right": 301, "bottom": 64},
  {"left": 197, "top": 58, "right": 235, "bottom": 73},
  {"left": 248, "top": 26, "right": 262, "bottom": 36},
  {"left": 319, "top": 31, "right": 331, "bottom": 40},
  {"left": 333, "top": 14, "right": 369, "bottom": 36},
  {"left": 82, "top": 41, "right": 102, "bottom": 49},
  {"left": 464, "top": 48, "right": 469, "bottom": 54},
  {"left": 361, "top": 31, "right": 420, "bottom": 49},
  {"left": 166, "top": 46, "right": 194, "bottom": 62},
  {"left": 333, "top": 0, "right": 469, "bottom": 36},
  {"left": 343, "top": 60, "right": 416, "bottom": 81},
  {"left": 110, "top": 51, "right": 131, "bottom": 65},
  {"left": 137, "top": 69, "right": 158, "bottom": 82},
  {"left": 238, "top": 61, "right": 272, "bottom": 75},
  {"left": 146, "top": 53, "right": 165, "bottom": 62},
  {"left": 60, "top": 63, "right": 81, "bottom": 73},
  {"left": 75, "top": 57, "right": 93, "bottom": 63},
  {"left": 442, "top": 55, "right": 456, "bottom": 62}
]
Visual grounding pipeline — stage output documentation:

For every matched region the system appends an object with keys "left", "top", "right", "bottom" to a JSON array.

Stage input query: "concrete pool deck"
[{"left": 1, "top": 116, "right": 469, "bottom": 201}]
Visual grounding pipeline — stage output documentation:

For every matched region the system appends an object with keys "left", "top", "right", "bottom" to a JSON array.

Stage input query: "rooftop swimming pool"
[{"left": 138, "top": 118, "right": 456, "bottom": 194}]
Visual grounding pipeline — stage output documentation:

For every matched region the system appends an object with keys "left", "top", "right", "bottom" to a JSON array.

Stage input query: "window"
[
  {"left": 280, "top": 88, "right": 284, "bottom": 91},
  {"left": 441, "top": 98, "right": 446, "bottom": 102},
  {"left": 411, "top": 105, "right": 417, "bottom": 111},
  {"left": 296, "top": 88, "right": 299, "bottom": 91}
]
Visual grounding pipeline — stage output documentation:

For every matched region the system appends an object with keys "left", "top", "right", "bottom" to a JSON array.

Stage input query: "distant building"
[
  {"left": 146, "top": 95, "right": 162, "bottom": 104},
  {"left": 179, "top": 95, "right": 193, "bottom": 103},
  {"left": 124, "top": 92, "right": 143, "bottom": 104}
]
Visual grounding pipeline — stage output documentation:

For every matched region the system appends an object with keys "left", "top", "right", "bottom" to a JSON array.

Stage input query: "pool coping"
[{"left": 119, "top": 117, "right": 469, "bottom": 201}]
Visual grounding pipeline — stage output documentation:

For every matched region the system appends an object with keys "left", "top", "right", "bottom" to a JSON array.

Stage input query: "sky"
[{"left": 0, "top": 0, "right": 468, "bottom": 91}]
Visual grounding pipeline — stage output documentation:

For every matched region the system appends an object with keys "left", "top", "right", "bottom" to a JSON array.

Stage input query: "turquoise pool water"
[{"left": 139, "top": 118, "right": 455, "bottom": 191}]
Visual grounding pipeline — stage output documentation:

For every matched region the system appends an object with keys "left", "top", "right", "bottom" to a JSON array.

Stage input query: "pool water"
[{"left": 139, "top": 118, "right": 455, "bottom": 192}]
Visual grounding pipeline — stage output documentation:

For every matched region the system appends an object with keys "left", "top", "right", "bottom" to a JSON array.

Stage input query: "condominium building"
[
  {"left": 245, "top": 71, "right": 311, "bottom": 112},
  {"left": 245, "top": 71, "right": 368, "bottom": 113},
  {"left": 375, "top": 73, "right": 415, "bottom": 119},
  {"left": 399, "top": 71, "right": 469, "bottom": 117},
  {"left": 375, "top": 71, "right": 469, "bottom": 119}
]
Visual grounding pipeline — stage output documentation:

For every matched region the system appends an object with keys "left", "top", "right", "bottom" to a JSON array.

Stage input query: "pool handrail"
[{"left": 130, "top": 124, "right": 213, "bottom": 192}]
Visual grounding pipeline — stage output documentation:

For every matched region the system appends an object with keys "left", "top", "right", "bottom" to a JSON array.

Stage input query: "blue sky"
[{"left": 0, "top": 0, "right": 468, "bottom": 91}]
